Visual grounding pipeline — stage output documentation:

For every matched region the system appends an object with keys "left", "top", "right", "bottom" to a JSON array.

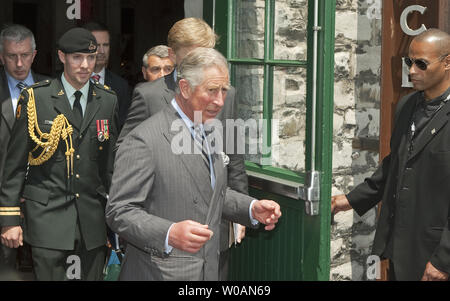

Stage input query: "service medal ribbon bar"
[{"left": 96, "top": 119, "right": 110, "bottom": 142}]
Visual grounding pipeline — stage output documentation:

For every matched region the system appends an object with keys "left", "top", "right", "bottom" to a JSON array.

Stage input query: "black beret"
[{"left": 58, "top": 28, "right": 97, "bottom": 54}]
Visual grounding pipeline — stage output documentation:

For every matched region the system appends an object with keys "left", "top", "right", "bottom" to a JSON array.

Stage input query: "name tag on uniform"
[{"left": 45, "top": 120, "right": 54, "bottom": 125}]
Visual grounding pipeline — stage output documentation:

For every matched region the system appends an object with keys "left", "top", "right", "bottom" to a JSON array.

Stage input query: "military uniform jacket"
[
  {"left": 0, "top": 78, "right": 119, "bottom": 251},
  {"left": 347, "top": 89, "right": 450, "bottom": 280}
]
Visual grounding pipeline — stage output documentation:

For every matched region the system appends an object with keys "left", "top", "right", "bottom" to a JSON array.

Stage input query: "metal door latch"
[{"left": 298, "top": 171, "right": 320, "bottom": 216}]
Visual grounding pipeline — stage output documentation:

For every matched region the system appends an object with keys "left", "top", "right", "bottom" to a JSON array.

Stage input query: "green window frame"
[{"left": 209, "top": 0, "right": 312, "bottom": 184}]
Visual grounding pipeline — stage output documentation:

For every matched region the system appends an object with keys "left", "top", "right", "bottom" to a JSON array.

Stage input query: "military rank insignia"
[{"left": 96, "top": 119, "right": 110, "bottom": 142}]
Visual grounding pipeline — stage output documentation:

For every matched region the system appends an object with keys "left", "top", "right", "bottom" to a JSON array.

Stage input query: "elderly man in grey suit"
[
  {"left": 106, "top": 48, "right": 281, "bottom": 281},
  {"left": 117, "top": 18, "right": 248, "bottom": 279}
]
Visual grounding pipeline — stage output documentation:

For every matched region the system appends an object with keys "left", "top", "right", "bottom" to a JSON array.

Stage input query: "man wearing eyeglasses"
[
  {"left": 0, "top": 24, "right": 49, "bottom": 278},
  {"left": 141, "top": 45, "right": 175, "bottom": 82},
  {"left": 0, "top": 27, "right": 119, "bottom": 280},
  {"left": 332, "top": 28, "right": 450, "bottom": 281}
]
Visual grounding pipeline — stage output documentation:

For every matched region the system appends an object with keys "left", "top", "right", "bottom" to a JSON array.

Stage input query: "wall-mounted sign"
[{"left": 400, "top": 5, "right": 429, "bottom": 88}]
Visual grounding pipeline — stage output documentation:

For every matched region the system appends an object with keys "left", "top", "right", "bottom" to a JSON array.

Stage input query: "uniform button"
[
  {"left": 76, "top": 155, "right": 81, "bottom": 160},
  {"left": 76, "top": 174, "right": 80, "bottom": 179},
  {"left": 79, "top": 134, "right": 83, "bottom": 139},
  {"left": 75, "top": 193, "right": 80, "bottom": 198},
  {"left": 99, "top": 146, "right": 103, "bottom": 151},
  {"left": 193, "top": 197, "right": 198, "bottom": 204}
]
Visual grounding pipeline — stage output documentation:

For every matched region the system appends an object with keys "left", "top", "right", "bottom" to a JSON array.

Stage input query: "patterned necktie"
[
  {"left": 17, "top": 82, "right": 27, "bottom": 91},
  {"left": 193, "top": 125, "right": 215, "bottom": 188},
  {"left": 91, "top": 74, "right": 101, "bottom": 83},
  {"left": 73, "top": 91, "right": 83, "bottom": 128}
]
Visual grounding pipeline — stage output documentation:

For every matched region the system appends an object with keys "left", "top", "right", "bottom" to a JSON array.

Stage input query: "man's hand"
[
  {"left": 421, "top": 262, "right": 449, "bottom": 281},
  {"left": 168, "top": 220, "right": 213, "bottom": 254},
  {"left": 331, "top": 194, "right": 353, "bottom": 214},
  {"left": 1, "top": 226, "right": 23, "bottom": 249},
  {"left": 251, "top": 200, "right": 282, "bottom": 231}
]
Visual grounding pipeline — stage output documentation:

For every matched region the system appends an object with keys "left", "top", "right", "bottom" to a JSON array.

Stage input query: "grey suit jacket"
[
  {"left": 105, "top": 105, "right": 255, "bottom": 280},
  {"left": 117, "top": 72, "right": 249, "bottom": 251},
  {"left": 0, "top": 69, "right": 50, "bottom": 186}
]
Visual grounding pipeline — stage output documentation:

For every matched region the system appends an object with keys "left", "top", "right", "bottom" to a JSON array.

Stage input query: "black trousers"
[{"left": 31, "top": 221, "right": 106, "bottom": 281}]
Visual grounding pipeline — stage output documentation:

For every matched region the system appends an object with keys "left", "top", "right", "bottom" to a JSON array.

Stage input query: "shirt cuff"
[
  {"left": 249, "top": 199, "right": 259, "bottom": 226},
  {"left": 165, "top": 223, "right": 175, "bottom": 254}
]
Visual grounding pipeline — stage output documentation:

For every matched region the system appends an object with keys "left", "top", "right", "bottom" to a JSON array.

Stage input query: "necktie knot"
[
  {"left": 91, "top": 74, "right": 101, "bottom": 82},
  {"left": 17, "top": 82, "right": 27, "bottom": 91}
]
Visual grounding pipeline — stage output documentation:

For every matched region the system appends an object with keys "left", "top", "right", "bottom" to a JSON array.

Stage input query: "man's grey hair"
[
  {"left": 0, "top": 24, "right": 36, "bottom": 53},
  {"left": 142, "top": 45, "right": 171, "bottom": 67},
  {"left": 176, "top": 47, "right": 229, "bottom": 93}
]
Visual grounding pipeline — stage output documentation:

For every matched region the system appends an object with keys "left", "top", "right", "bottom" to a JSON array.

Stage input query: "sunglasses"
[{"left": 404, "top": 54, "right": 448, "bottom": 71}]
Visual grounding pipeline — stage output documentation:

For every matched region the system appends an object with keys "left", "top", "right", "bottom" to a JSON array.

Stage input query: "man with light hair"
[
  {"left": 106, "top": 47, "right": 282, "bottom": 281},
  {"left": 117, "top": 17, "right": 248, "bottom": 280},
  {"left": 142, "top": 45, "right": 174, "bottom": 82},
  {"left": 0, "top": 24, "right": 48, "bottom": 278}
]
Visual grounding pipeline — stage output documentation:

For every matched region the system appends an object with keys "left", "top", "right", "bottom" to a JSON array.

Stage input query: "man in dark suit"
[
  {"left": 106, "top": 47, "right": 281, "bottom": 281},
  {"left": 117, "top": 18, "right": 248, "bottom": 280},
  {"left": 82, "top": 22, "right": 131, "bottom": 128},
  {"left": 0, "top": 24, "right": 49, "bottom": 278},
  {"left": 0, "top": 27, "right": 119, "bottom": 280},
  {"left": 332, "top": 29, "right": 450, "bottom": 281}
]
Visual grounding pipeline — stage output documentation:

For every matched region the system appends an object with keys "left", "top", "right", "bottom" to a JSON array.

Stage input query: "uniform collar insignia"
[{"left": 58, "top": 90, "right": 65, "bottom": 96}]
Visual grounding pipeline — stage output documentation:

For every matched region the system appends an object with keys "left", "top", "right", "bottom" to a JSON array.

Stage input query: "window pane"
[
  {"left": 233, "top": 65, "right": 265, "bottom": 164},
  {"left": 274, "top": 0, "right": 308, "bottom": 61},
  {"left": 234, "top": 0, "right": 265, "bottom": 59},
  {"left": 271, "top": 66, "right": 307, "bottom": 172}
]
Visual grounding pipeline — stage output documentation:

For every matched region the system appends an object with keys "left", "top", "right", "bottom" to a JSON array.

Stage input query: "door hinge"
[{"left": 298, "top": 171, "right": 320, "bottom": 216}]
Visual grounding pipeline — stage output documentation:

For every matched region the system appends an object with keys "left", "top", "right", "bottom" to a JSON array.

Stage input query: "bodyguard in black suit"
[
  {"left": 82, "top": 22, "right": 131, "bottom": 128},
  {"left": 0, "top": 24, "right": 49, "bottom": 278},
  {"left": 332, "top": 29, "right": 450, "bottom": 281},
  {"left": 0, "top": 28, "right": 119, "bottom": 280}
]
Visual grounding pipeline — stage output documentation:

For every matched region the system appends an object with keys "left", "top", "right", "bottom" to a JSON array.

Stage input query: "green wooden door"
[{"left": 204, "top": 0, "right": 335, "bottom": 281}]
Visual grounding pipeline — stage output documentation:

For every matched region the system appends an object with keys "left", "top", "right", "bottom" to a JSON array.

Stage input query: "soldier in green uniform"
[{"left": 0, "top": 27, "right": 119, "bottom": 281}]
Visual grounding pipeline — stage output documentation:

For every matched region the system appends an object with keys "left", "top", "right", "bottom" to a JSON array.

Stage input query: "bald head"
[{"left": 412, "top": 28, "right": 450, "bottom": 57}]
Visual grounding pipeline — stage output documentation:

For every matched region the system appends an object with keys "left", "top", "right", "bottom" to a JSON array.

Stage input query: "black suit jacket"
[
  {"left": 104, "top": 69, "right": 131, "bottom": 128},
  {"left": 0, "top": 69, "right": 50, "bottom": 186},
  {"left": 117, "top": 72, "right": 249, "bottom": 252},
  {"left": 347, "top": 89, "right": 450, "bottom": 280}
]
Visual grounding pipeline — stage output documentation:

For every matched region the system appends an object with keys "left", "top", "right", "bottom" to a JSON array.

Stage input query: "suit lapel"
[
  {"left": 205, "top": 152, "right": 227, "bottom": 225},
  {"left": 51, "top": 79, "right": 80, "bottom": 131},
  {"left": 161, "top": 105, "right": 214, "bottom": 205},
  {"left": 408, "top": 98, "right": 450, "bottom": 162},
  {"left": 80, "top": 83, "right": 101, "bottom": 134}
]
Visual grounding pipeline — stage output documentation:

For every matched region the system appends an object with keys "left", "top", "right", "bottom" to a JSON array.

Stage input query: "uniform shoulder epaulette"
[
  {"left": 94, "top": 82, "right": 116, "bottom": 95},
  {"left": 29, "top": 79, "right": 51, "bottom": 89}
]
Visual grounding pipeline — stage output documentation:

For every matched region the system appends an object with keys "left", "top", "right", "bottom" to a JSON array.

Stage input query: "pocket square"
[{"left": 220, "top": 152, "right": 230, "bottom": 166}]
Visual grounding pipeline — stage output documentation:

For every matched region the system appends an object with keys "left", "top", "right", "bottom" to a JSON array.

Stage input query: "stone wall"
[
  {"left": 331, "top": 0, "right": 382, "bottom": 280},
  {"left": 232, "top": 0, "right": 382, "bottom": 280}
]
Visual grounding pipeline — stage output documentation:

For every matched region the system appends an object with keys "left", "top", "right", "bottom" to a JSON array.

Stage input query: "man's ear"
[
  {"left": 179, "top": 79, "right": 191, "bottom": 99},
  {"left": 168, "top": 48, "right": 176, "bottom": 66},
  {"left": 142, "top": 66, "right": 148, "bottom": 81},
  {"left": 57, "top": 50, "right": 66, "bottom": 64},
  {"left": 444, "top": 54, "right": 450, "bottom": 71}
]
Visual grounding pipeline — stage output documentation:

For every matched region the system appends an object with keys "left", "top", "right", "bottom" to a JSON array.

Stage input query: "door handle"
[{"left": 298, "top": 171, "right": 320, "bottom": 216}]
